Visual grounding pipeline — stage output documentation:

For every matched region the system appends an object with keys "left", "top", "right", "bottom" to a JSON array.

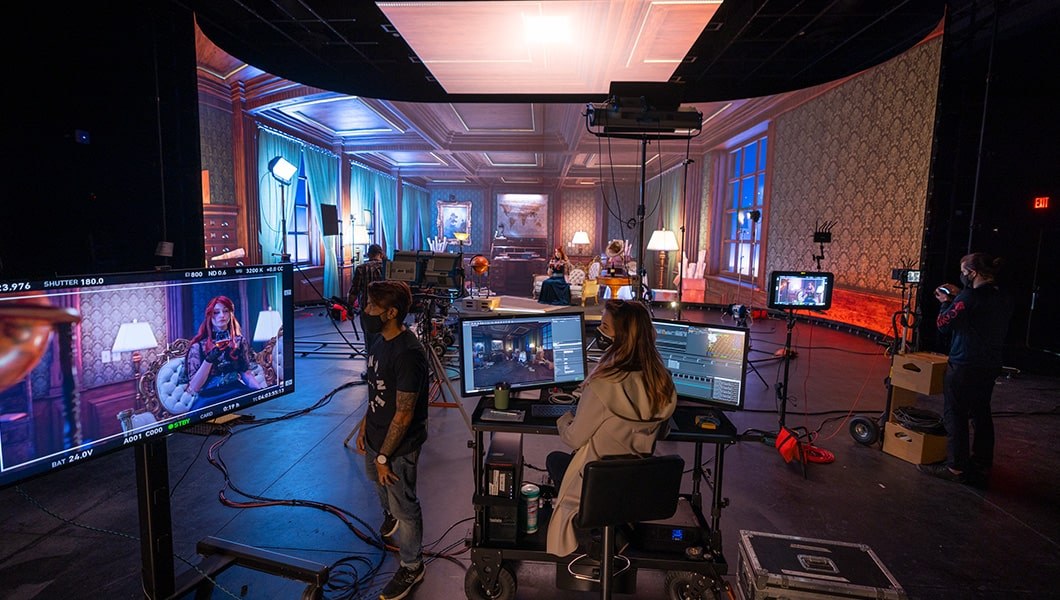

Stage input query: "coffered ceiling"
[{"left": 192, "top": 0, "right": 950, "bottom": 187}]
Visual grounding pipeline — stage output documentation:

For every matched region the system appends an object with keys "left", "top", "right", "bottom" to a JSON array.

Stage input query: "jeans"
[
  {"left": 942, "top": 363, "right": 998, "bottom": 471},
  {"left": 366, "top": 448, "right": 423, "bottom": 567}
]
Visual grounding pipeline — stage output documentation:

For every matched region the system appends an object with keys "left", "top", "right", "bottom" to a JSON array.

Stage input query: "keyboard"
[
  {"left": 530, "top": 403, "right": 577, "bottom": 419},
  {"left": 480, "top": 408, "right": 525, "bottom": 423}
]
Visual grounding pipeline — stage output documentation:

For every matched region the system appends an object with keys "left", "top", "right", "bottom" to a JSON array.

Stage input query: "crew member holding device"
[{"left": 920, "top": 252, "right": 1012, "bottom": 484}]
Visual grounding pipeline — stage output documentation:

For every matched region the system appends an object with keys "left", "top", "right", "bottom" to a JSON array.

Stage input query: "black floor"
[{"left": 2, "top": 304, "right": 1058, "bottom": 599}]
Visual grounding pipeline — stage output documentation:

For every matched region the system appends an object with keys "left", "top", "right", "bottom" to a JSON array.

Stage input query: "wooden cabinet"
[{"left": 203, "top": 204, "right": 241, "bottom": 267}]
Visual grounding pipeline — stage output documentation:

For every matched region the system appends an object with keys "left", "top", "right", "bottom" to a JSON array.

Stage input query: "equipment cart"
[{"left": 466, "top": 397, "right": 739, "bottom": 599}]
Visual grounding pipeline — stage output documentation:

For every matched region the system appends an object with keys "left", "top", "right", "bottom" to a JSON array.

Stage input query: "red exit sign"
[{"left": 1034, "top": 196, "right": 1050, "bottom": 209}]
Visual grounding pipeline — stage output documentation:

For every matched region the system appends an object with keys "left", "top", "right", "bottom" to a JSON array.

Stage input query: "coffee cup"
[{"left": 494, "top": 382, "right": 511, "bottom": 410}]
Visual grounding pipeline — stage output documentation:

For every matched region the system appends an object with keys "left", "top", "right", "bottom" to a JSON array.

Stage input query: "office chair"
[{"left": 570, "top": 454, "right": 685, "bottom": 599}]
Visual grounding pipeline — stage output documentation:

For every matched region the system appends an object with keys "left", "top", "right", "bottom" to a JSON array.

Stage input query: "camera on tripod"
[
  {"left": 725, "top": 304, "right": 751, "bottom": 320},
  {"left": 891, "top": 268, "right": 920, "bottom": 284}
]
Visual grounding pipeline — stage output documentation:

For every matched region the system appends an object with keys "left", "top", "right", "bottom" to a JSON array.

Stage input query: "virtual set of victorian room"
[{"left": 2, "top": 2, "right": 1057, "bottom": 600}]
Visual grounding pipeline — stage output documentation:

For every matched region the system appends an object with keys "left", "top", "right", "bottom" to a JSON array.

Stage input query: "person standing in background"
[{"left": 920, "top": 252, "right": 1012, "bottom": 485}]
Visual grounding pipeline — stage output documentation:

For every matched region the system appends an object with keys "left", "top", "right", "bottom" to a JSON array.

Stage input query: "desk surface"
[{"left": 472, "top": 397, "right": 738, "bottom": 444}]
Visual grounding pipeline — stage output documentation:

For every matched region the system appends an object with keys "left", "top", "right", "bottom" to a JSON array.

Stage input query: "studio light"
[{"left": 267, "top": 156, "right": 297, "bottom": 185}]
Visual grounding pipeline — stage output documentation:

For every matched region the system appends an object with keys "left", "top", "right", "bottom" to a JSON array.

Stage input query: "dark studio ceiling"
[{"left": 191, "top": 0, "right": 954, "bottom": 187}]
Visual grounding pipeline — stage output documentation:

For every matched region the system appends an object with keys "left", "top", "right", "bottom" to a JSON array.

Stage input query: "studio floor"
[{"left": 1, "top": 302, "right": 1058, "bottom": 600}]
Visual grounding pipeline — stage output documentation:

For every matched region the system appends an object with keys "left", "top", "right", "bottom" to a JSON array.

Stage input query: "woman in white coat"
[{"left": 545, "top": 299, "right": 677, "bottom": 557}]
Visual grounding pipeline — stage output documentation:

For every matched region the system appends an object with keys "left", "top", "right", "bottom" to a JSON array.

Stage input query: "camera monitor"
[
  {"left": 422, "top": 252, "right": 462, "bottom": 289},
  {"left": 652, "top": 319, "right": 749, "bottom": 411},
  {"left": 0, "top": 264, "right": 295, "bottom": 489},
  {"left": 766, "top": 271, "right": 835, "bottom": 311},
  {"left": 387, "top": 250, "right": 425, "bottom": 284},
  {"left": 458, "top": 313, "right": 588, "bottom": 397}
]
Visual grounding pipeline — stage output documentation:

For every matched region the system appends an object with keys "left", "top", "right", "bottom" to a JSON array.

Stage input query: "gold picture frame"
[{"left": 438, "top": 200, "right": 472, "bottom": 243}]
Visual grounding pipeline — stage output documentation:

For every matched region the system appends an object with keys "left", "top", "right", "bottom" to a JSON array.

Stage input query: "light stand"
[
  {"left": 267, "top": 156, "right": 297, "bottom": 262},
  {"left": 452, "top": 231, "right": 469, "bottom": 297}
]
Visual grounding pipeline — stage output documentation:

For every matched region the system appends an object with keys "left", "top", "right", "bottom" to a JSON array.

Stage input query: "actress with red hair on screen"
[{"left": 185, "top": 295, "right": 262, "bottom": 410}]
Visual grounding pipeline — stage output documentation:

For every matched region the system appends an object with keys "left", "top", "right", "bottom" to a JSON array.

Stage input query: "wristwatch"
[{"left": 375, "top": 454, "right": 389, "bottom": 466}]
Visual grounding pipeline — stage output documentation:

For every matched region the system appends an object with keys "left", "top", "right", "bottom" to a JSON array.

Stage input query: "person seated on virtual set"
[
  {"left": 545, "top": 299, "right": 677, "bottom": 558},
  {"left": 185, "top": 295, "right": 263, "bottom": 410},
  {"left": 538, "top": 246, "right": 572, "bottom": 305}
]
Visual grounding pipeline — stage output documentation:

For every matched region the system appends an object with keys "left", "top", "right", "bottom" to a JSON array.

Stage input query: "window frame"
[
  {"left": 287, "top": 175, "right": 312, "bottom": 267},
  {"left": 716, "top": 128, "right": 770, "bottom": 286}
]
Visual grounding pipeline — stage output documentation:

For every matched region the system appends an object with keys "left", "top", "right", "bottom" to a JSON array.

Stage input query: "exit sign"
[{"left": 1034, "top": 196, "right": 1050, "bottom": 209}]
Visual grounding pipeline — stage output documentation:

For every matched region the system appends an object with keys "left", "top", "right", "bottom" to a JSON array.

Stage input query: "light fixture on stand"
[
  {"left": 352, "top": 223, "right": 370, "bottom": 263},
  {"left": 452, "top": 231, "right": 470, "bottom": 295},
  {"left": 253, "top": 309, "right": 283, "bottom": 346},
  {"left": 646, "top": 229, "right": 679, "bottom": 292},
  {"left": 267, "top": 156, "right": 298, "bottom": 262},
  {"left": 112, "top": 319, "right": 159, "bottom": 410}
]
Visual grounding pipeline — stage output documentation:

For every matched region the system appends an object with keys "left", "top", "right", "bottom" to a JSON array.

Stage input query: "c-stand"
[
  {"left": 773, "top": 308, "right": 810, "bottom": 477},
  {"left": 729, "top": 305, "right": 769, "bottom": 390}
]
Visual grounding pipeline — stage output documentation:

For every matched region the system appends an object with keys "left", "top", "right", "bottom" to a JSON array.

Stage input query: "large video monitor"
[
  {"left": 766, "top": 270, "right": 835, "bottom": 311},
  {"left": 458, "top": 313, "right": 588, "bottom": 396},
  {"left": 0, "top": 264, "right": 295, "bottom": 489},
  {"left": 652, "top": 319, "right": 749, "bottom": 410}
]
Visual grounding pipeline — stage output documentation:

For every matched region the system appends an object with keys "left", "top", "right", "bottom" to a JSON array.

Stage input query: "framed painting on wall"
[
  {"left": 438, "top": 200, "right": 471, "bottom": 243},
  {"left": 496, "top": 193, "right": 548, "bottom": 238}
]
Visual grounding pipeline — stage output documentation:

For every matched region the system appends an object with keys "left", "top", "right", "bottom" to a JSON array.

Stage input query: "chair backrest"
[
  {"left": 568, "top": 268, "right": 586, "bottom": 286},
  {"left": 575, "top": 455, "right": 684, "bottom": 529},
  {"left": 587, "top": 261, "right": 601, "bottom": 280}
]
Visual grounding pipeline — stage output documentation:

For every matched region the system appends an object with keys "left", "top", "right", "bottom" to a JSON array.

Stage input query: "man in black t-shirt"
[
  {"left": 354, "top": 280, "right": 430, "bottom": 600},
  {"left": 921, "top": 252, "right": 1012, "bottom": 485}
]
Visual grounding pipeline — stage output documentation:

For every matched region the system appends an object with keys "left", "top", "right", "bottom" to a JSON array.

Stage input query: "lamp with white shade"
[
  {"left": 111, "top": 319, "right": 159, "bottom": 409},
  {"left": 571, "top": 230, "right": 590, "bottom": 255},
  {"left": 646, "top": 229, "right": 679, "bottom": 290},
  {"left": 253, "top": 310, "right": 283, "bottom": 344}
]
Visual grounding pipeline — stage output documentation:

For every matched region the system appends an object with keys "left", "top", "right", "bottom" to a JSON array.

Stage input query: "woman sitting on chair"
[
  {"left": 185, "top": 296, "right": 263, "bottom": 410},
  {"left": 538, "top": 247, "right": 572, "bottom": 305},
  {"left": 545, "top": 299, "right": 677, "bottom": 557}
]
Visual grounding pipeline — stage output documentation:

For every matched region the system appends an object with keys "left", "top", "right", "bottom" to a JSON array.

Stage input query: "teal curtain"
[
  {"left": 376, "top": 173, "right": 399, "bottom": 258},
  {"left": 401, "top": 183, "right": 429, "bottom": 250},
  {"left": 644, "top": 167, "right": 686, "bottom": 288},
  {"left": 303, "top": 146, "right": 340, "bottom": 298},
  {"left": 258, "top": 129, "right": 302, "bottom": 313},
  {"left": 350, "top": 162, "right": 377, "bottom": 255}
]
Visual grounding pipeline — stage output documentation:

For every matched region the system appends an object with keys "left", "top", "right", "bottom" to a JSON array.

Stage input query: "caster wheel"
[
  {"left": 665, "top": 570, "right": 722, "bottom": 600},
  {"left": 464, "top": 563, "right": 517, "bottom": 600},
  {"left": 849, "top": 415, "right": 880, "bottom": 445}
]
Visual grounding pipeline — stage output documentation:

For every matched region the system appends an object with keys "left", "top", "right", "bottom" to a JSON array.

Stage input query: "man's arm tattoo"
[{"left": 379, "top": 390, "right": 417, "bottom": 456}]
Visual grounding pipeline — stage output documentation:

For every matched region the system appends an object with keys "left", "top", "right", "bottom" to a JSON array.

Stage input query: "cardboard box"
[
  {"left": 882, "top": 421, "right": 947, "bottom": 465},
  {"left": 738, "top": 530, "right": 908, "bottom": 600},
  {"left": 890, "top": 352, "right": 948, "bottom": 395}
]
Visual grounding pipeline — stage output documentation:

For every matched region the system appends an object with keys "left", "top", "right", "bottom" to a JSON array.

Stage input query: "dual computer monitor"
[{"left": 456, "top": 312, "right": 748, "bottom": 411}]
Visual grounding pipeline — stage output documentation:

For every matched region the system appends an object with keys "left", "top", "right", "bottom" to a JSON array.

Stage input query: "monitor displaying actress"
[{"left": 185, "top": 296, "right": 262, "bottom": 410}]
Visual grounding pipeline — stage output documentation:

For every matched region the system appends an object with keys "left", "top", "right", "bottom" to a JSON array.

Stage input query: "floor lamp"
[
  {"left": 647, "top": 228, "right": 679, "bottom": 289},
  {"left": 267, "top": 156, "right": 297, "bottom": 262},
  {"left": 112, "top": 319, "right": 159, "bottom": 410}
]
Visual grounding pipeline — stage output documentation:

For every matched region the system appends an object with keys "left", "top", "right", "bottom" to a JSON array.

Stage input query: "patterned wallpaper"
[
  {"left": 766, "top": 37, "right": 942, "bottom": 295},
  {"left": 199, "top": 103, "right": 235, "bottom": 206},
  {"left": 80, "top": 286, "right": 169, "bottom": 388},
  {"left": 559, "top": 188, "right": 597, "bottom": 252}
]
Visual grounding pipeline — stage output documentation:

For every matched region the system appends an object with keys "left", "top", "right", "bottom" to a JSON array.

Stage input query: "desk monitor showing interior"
[
  {"left": 0, "top": 264, "right": 295, "bottom": 489},
  {"left": 458, "top": 312, "right": 588, "bottom": 397},
  {"left": 652, "top": 319, "right": 749, "bottom": 410}
]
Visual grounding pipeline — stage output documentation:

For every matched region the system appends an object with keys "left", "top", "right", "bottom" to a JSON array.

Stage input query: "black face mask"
[
  {"left": 959, "top": 273, "right": 973, "bottom": 288},
  {"left": 595, "top": 329, "right": 614, "bottom": 351},
  {"left": 361, "top": 311, "right": 387, "bottom": 336}
]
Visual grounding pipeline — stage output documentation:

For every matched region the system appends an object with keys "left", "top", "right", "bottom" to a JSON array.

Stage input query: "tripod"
[{"left": 733, "top": 310, "right": 769, "bottom": 390}]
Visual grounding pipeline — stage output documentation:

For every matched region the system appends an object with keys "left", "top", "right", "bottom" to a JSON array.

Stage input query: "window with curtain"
[
  {"left": 288, "top": 169, "right": 311, "bottom": 266},
  {"left": 720, "top": 134, "right": 768, "bottom": 281}
]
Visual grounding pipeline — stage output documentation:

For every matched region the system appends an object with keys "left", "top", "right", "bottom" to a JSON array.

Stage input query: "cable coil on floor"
[{"left": 893, "top": 406, "right": 946, "bottom": 435}]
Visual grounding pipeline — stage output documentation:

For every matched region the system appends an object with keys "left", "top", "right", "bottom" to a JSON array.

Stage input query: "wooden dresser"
[{"left": 203, "top": 204, "right": 241, "bottom": 267}]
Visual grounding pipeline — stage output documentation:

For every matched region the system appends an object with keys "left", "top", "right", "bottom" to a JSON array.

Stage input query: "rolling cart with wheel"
[{"left": 466, "top": 397, "right": 738, "bottom": 600}]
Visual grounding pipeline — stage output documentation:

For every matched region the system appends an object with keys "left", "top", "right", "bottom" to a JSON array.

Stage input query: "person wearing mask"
[
  {"left": 349, "top": 243, "right": 386, "bottom": 380},
  {"left": 185, "top": 296, "right": 262, "bottom": 410},
  {"left": 545, "top": 299, "right": 677, "bottom": 557},
  {"left": 920, "top": 252, "right": 1012, "bottom": 484},
  {"left": 353, "top": 280, "right": 430, "bottom": 599},
  {"left": 538, "top": 247, "right": 571, "bottom": 305}
]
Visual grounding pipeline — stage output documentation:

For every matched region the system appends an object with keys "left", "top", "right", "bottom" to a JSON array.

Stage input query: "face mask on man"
[
  {"left": 959, "top": 272, "right": 973, "bottom": 288},
  {"left": 361, "top": 309, "right": 388, "bottom": 336}
]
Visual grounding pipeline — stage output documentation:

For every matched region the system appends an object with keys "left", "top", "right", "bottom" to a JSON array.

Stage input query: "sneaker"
[
  {"left": 379, "top": 563, "right": 424, "bottom": 600},
  {"left": 917, "top": 462, "right": 966, "bottom": 483},
  {"left": 380, "top": 512, "right": 399, "bottom": 538}
]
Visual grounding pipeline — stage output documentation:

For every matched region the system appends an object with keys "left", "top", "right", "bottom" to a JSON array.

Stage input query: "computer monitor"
[
  {"left": 387, "top": 250, "right": 424, "bottom": 284},
  {"left": 458, "top": 313, "right": 588, "bottom": 397},
  {"left": 651, "top": 319, "right": 749, "bottom": 411},
  {"left": 766, "top": 271, "right": 835, "bottom": 311}
]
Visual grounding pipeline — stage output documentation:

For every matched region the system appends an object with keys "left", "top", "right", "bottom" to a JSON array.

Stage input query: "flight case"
[{"left": 737, "top": 530, "right": 907, "bottom": 599}]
